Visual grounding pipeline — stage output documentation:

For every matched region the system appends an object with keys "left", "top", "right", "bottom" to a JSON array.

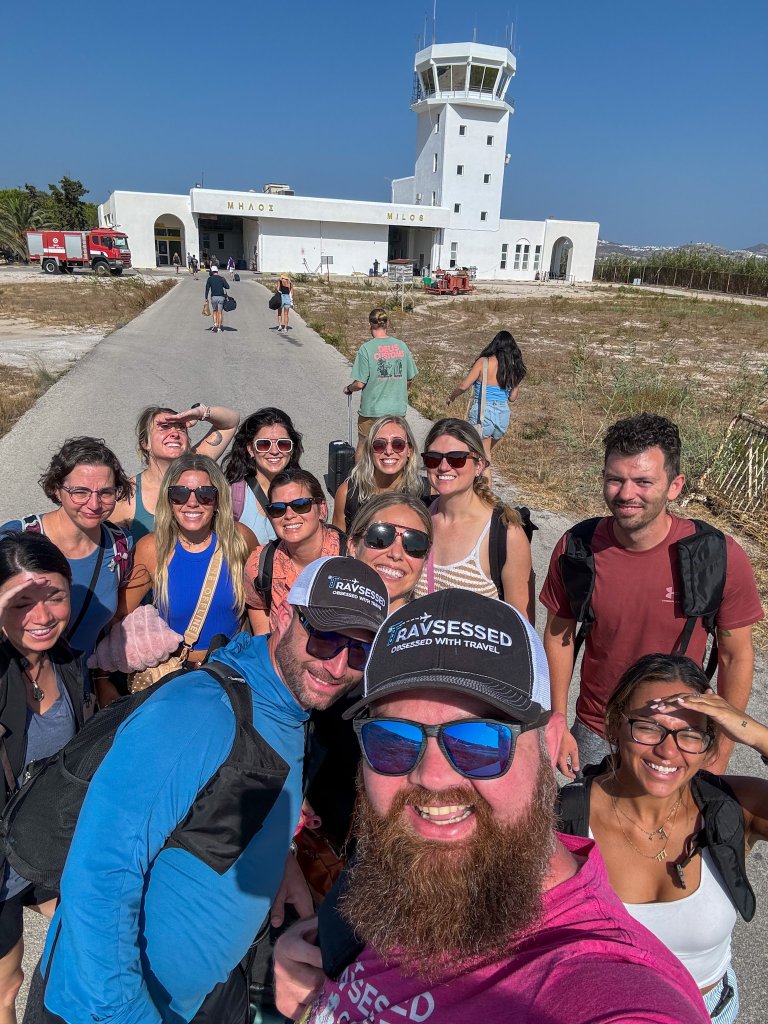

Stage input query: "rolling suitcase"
[
  {"left": 233, "top": 273, "right": 240, "bottom": 281},
  {"left": 327, "top": 394, "right": 355, "bottom": 495}
]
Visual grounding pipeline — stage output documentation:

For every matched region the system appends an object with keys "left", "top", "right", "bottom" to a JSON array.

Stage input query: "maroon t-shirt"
[{"left": 540, "top": 515, "right": 764, "bottom": 735}]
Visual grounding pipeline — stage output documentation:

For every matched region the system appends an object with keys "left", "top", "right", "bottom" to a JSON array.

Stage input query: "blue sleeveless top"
[
  {"left": 473, "top": 379, "right": 511, "bottom": 402},
  {"left": 166, "top": 534, "right": 240, "bottom": 649},
  {"left": 131, "top": 472, "right": 156, "bottom": 544}
]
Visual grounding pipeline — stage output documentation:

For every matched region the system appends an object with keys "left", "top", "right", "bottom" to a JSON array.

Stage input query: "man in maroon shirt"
[{"left": 540, "top": 413, "right": 763, "bottom": 778}]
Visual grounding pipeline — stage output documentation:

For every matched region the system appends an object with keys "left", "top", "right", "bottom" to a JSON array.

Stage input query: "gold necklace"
[
  {"left": 611, "top": 793, "right": 683, "bottom": 863},
  {"left": 611, "top": 792, "right": 683, "bottom": 841},
  {"left": 22, "top": 655, "right": 47, "bottom": 702}
]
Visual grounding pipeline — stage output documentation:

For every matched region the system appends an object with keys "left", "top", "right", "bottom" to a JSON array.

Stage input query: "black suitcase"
[
  {"left": 233, "top": 273, "right": 240, "bottom": 281},
  {"left": 327, "top": 395, "right": 355, "bottom": 495}
]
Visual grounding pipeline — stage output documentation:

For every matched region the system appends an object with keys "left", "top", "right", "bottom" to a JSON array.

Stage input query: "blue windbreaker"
[{"left": 41, "top": 633, "right": 308, "bottom": 1023}]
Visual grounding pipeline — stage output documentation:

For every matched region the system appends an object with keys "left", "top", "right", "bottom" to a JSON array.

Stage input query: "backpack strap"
[
  {"left": 231, "top": 480, "right": 246, "bottom": 522},
  {"left": 20, "top": 515, "right": 44, "bottom": 534},
  {"left": 254, "top": 542, "right": 278, "bottom": 614},
  {"left": 325, "top": 524, "right": 348, "bottom": 556},
  {"left": 247, "top": 477, "right": 270, "bottom": 511},
  {"left": 558, "top": 517, "right": 602, "bottom": 662},
  {"left": 318, "top": 867, "right": 365, "bottom": 979},
  {"left": 488, "top": 505, "right": 507, "bottom": 601},
  {"left": 674, "top": 520, "right": 727, "bottom": 679},
  {"left": 554, "top": 756, "right": 608, "bottom": 837},
  {"left": 103, "top": 522, "right": 132, "bottom": 587}
]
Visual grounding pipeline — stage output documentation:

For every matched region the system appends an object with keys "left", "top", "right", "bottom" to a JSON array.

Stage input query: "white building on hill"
[{"left": 99, "top": 41, "right": 598, "bottom": 281}]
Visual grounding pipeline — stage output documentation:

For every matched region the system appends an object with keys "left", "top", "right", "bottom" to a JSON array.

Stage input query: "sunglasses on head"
[
  {"left": 297, "top": 611, "right": 372, "bottom": 671},
  {"left": 421, "top": 450, "right": 478, "bottom": 470},
  {"left": 354, "top": 716, "right": 538, "bottom": 780},
  {"left": 361, "top": 522, "right": 430, "bottom": 558},
  {"left": 168, "top": 485, "right": 218, "bottom": 506},
  {"left": 265, "top": 497, "right": 320, "bottom": 518},
  {"left": 253, "top": 437, "right": 293, "bottom": 455},
  {"left": 371, "top": 437, "right": 408, "bottom": 455}
]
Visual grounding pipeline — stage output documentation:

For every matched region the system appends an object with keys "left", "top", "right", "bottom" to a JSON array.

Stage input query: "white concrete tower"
[{"left": 407, "top": 42, "right": 515, "bottom": 269}]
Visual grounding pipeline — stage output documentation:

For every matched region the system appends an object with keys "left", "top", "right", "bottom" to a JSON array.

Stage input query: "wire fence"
[
  {"left": 594, "top": 261, "right": 768, "bottom": 298},
  {"left": 696, "top": 415, "right": 768, "bottom": 541}
]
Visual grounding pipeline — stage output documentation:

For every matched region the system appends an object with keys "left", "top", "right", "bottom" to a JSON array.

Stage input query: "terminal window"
[
  {"left": 433, "top": 154, "right": 438, "bottom": 173},
  {"left": 480, "top": 211, "right": 488, "bottom": 222},
  {"left": 486, "top": 135, "right": 494, "bottom": 146},
  {"left": 456, "top": 165, "right": 464, "bottom": 175},
  {"left": 454, "top": 203, "right": 461, "bottom": 213},
  {"left": 533, "top": 244, "right": 542, "bottom": 271},
  {"left": 483, "top": 174, "right": 491, "bottom": 184},
  {"left": 459, "top": 125, "right": 466, "bottom": 136},
  {"left": 450, "top": 241, "right": 458, "bottom": 268},
  {"left": 500, "top": 243, "right": 508, "bottom": 270}
]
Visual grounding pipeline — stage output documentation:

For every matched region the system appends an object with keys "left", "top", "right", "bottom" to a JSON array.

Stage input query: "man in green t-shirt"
[{"left": 343, "top": 307, "right": 418, "bottom": 458}]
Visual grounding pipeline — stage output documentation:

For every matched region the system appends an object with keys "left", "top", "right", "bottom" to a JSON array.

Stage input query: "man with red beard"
[
  {"left": 273, "top": 590, "right": 710, "bottom": 1023},
  {"left": 541, "top": 413, "right": 762, "bottom": 778}
]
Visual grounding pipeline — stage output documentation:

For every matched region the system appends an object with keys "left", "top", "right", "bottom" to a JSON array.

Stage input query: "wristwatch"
[{"left": 191, "top": 403, "right": 209, "bottom": 421}]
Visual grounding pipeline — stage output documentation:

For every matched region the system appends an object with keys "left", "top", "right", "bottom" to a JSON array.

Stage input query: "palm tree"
[{"left": 0, "top": 192, "right": 54, "bottom": 260}]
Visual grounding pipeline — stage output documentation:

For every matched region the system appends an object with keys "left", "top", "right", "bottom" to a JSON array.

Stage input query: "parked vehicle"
[
  {"left": 423, "top": 267, "right": 475, "bottom": 296},
  {"left": 26, "top": 230, "right": 131, "bottom": 276}
]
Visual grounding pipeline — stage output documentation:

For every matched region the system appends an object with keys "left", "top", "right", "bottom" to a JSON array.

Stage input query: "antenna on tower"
[{"left": 432, "top": 0, "right": 437, "bottom": 43}]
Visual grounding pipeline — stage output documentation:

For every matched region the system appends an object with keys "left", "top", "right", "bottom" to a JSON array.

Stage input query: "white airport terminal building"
[{"left": 99, "top": 41, "right": 599, "bottom": 282}]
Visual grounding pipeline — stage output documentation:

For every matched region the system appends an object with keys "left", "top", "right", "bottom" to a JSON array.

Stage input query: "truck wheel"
[
  {"left": 93, "top": 262, "right": 110, "bottom": 277},
  {"left": 43, "top": 259, "right": 58, "bottom": 275},
  {"left": 110, "top": 268, "right": 123, "bottom": 276}
]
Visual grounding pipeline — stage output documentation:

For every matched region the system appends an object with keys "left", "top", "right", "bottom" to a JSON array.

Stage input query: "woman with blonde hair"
[
  {"left": 332, "top": 415, "right": 431, "bottom": 532},
  {"left": 414, "top": 417, "right": 534, "bottom": 621},
  {"left": 117, "top": 454, "right": 257, "bottom": 664}
]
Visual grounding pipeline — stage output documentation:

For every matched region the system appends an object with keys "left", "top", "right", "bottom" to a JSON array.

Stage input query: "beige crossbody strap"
[
  {"left": 479, "top": 356, "right": 488, "bottom": 427},
  {"left": 181, "top": 544, "right": 224, "bottom": 651}
]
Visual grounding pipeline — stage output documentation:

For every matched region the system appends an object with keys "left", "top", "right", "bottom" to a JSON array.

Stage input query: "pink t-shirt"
[
  {"left": 307, "top": 835, "right": 709, "bottom": 1024},
  {"left": 539, "top": 515, "right": 764, "bottom": 735}
]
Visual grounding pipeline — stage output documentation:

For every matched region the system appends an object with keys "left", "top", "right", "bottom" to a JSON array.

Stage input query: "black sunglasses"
[
  {"left": 265, "top": 497, "right": 321, "bottom": 518},
  {"left": 421, "top": 450, "right": 478, "bottom": 470},
  {"left": 168, "top": 485, "right": 218, "bottom": 506},
  {"left": 371, "top": 437, "right": 408, "bottom": 454},
  {"left": 297, "top": 611, "right": 372, "bottom": 671},
  {"left": 354, "top": 717, "right": 538, "bottom": 780},
  {"left": 361, "top": 522, "right": 430, "bottom": 558}
]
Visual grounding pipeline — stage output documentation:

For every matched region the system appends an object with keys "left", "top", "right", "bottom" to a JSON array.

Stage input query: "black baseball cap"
[
  {"left": 287, "top": 556, "right": 389, "bottom": 634},
  {"left": 343, "top": 590, "right": 550, "bottom": 724}
]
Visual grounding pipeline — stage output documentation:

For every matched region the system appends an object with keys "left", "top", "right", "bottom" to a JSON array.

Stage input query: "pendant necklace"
[
  {"left": 611, "top": 792, "right": 683, "bottom": 863},
  {"left": 611, "top": 792, "right": 682, "bottom": 841},
  {"left": 22, "top": 655, "right": 47, "bottom": 702}
]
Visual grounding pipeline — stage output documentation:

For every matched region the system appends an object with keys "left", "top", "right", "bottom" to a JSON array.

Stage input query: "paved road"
[{"left": 0, "top": 273, "right": 765, "bottom": 1018}]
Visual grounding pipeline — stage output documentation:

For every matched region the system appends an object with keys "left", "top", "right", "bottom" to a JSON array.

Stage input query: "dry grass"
[
  {"left": 0, "top": 277, "right": 176, "bottom": 332},
  {"left": 298, "top": 278, "right": 768, "bottom": 643},
  {"left": 0, "top": 364, "right": 59, "bottom": 436}
]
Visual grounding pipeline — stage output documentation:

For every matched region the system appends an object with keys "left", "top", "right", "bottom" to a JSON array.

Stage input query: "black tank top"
[{"left": 344, "top": 479, "right": 434, "bottom": 532}]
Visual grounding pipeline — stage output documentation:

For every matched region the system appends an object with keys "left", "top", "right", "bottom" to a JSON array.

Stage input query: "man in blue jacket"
[{"left": 37, "top": 556, "right": 388, "bottom": 1024}]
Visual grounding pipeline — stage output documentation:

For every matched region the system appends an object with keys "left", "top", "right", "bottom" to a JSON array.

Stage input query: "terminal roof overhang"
[{"left": 189, "top": 188, "right": 450, "bottom": 228}]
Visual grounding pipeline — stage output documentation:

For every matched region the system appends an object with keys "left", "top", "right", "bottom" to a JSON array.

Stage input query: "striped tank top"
[{"left": 414, "top": 517, "right": 499, "bottom": 600}]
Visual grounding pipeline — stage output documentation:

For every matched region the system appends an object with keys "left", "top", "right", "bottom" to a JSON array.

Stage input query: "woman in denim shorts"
[{"left": 447, "top": 330, "right": 527, "bottom": 458}]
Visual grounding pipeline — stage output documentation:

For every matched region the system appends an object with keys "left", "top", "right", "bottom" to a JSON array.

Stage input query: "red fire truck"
[{"left": 26, "top": 230, "right": 131, "bottom": 276}]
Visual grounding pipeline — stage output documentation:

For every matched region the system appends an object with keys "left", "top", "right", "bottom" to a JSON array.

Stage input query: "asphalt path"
[{"left": 1, "top": 272, "right": 766, "bottom": 1019}]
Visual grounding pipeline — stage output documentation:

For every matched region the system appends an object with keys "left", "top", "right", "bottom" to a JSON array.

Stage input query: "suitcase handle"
[{"left": 347, "top": 393, "right": 353, "bottom": 447}]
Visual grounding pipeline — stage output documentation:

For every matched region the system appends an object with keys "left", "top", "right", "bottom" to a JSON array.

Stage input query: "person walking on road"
[
  {"left": 227, "top": 256, "right": 236, "bottom": 279},
  {"left": 276, "top": 275, "right": 294, "bottom": 334},
  {"left": 172, "top": 252, "right": 181, "bottom": 275},
  {"left": 343, "top": 308, "right": 418, "bottom": 460},
  {"left": 34, "top": 557, "right": 388, "bottom": 1024},
  {"left": 204, "top": 266, "right": 230, "bottom": 333}
]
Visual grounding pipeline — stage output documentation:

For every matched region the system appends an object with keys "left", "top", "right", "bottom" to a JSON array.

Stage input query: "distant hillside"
[{"left": 597, "top": 239, "right": 768, "bottom": 261}]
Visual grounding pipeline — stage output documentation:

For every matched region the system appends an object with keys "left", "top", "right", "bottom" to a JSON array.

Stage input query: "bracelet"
[{"left": 191, "top": 403, "right": 211, "bottom": 422}]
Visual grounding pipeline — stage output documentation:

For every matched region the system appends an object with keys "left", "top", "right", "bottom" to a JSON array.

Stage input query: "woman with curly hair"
[
  {"left": 332, "top": 415, "right": 431, "bottom": 532},
  {"left": 118, "top": 454, "right": 257, "bottom": 664},
  {"left": 414, "top": 417, "right": 534, "bottom": 621},
  {"left": 447, "top": 330, "right": 527, "bottom": 458},
  {"left": 222, "top": 407, "right": 303, "bottom": 544},
  {"left": 0, "top": 437, "right": 133, "bottom": 703}
]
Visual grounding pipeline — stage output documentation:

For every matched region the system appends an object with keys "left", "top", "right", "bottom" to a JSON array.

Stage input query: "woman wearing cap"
[
  {"left": 347, "top": 493, "right": 431, "bottom": 612},
  {"left": 245, "top": 469, "right": 343, "bottom": 635},
  {"left": 112, "top": 403, "right": 240, "bottom": 543},
  {"left": 414, "top": 418, "right": 533, "bottom": 622},
  {"left": 223, "top": 408, "right": 304, "bottom": 544},
  {"left": 116, "top": 455, "right": 257, "bottom": 669},
  {"left": 276, "top": 275, "right": 294, "bottom": 334},
  {"left": 332, "top": 416, "right": 432, "bottom": 533},
  {"left": 558, "top": 653, "right": 768, "bottom": 1023}
]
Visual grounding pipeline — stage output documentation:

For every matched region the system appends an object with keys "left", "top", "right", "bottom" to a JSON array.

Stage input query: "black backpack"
[
  {"left": 0, "top": 661, "right": 276, "bottom": 892},
  {"left": 253, "top": 526, "right": 348, "bottom": 614},
  {"left": 488, "top": 504, "right": 538, "bottom": 601},
  {"left": 558, "top": 517, "right": 726, "bottom": 675}
]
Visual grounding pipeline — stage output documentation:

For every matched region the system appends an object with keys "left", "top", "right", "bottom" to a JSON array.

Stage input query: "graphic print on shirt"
[
  {"left": 374, "top": 344, "right": 406, "bottom": 379},
  {"left": 310, "top": 959, "right": 436, "bottom": 1024}
]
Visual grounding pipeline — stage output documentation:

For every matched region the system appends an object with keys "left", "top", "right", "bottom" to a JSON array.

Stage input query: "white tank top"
[
  {"left": 623, "top": 849, "right": 737, "bottom": 988},
  {"left": 414, "top": 517, "right": 499, "bottom": 600}
]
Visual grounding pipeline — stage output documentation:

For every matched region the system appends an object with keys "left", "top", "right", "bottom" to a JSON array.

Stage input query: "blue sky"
[{"left": 3, "top": 0, "right": 765, "bottom": 248}]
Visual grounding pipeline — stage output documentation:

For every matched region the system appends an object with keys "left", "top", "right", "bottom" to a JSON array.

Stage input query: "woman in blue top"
[
  {"left": 223, "top": 407, "right": 304, "bottom": 544},
  {"left": 0, "top": 437, "right": 133, "bottom": 708},
  {"left": 119, "top": 455, "right": 258, "bottom": 665},
  {"left": 0, "top": 531, "right": 89, "bottom": 1022},
  {"left": 447, "top": 330, "right": 527, "bottom": 459}
]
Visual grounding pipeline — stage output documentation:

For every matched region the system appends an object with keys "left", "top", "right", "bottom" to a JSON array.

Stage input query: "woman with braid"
[{"left": 414, "top": 417, "right": 534, "bottom": 621}]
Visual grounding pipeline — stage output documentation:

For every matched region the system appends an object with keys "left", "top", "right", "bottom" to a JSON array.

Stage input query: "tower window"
[
  {"left": 483, "top": 174, "right": 491, "bottom": 184},
  {"left": 459, "top": 125, "right": 466, "bottom": 136},
  {"left": 433, "top": 154, "right": 438, "bottom": 173},
  {"left": 454, "top": 203, "right": 461, "bottom": 213},
  {"left": 450, "top": 241, "right": 458, "bottom": 268},
  {"left": 456, "top": 165, "right": 464, "bottom": 176},
  {"left": 487, "top": 135, "right": 494, "bottom": 146},
  {"left": 432, "top": 191, "right": 437, "bottom": 206},
  {"left": 533, "top": 244, "right": 542, "bottom": 271},
  {"left": 480, "top": 211, "right": 488, "bottom": 222},
  {"left": 514, "top": 244, "right": 522, "bottom": 270},
  {"left": 500, "top": 243, "right": 508, "bottom": 270},
  {"left": 521, "top": 244, "right": 530, "bottom": 270},
  {"left": 434, "top": 114, "right": 440, "bottom": 134}
]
